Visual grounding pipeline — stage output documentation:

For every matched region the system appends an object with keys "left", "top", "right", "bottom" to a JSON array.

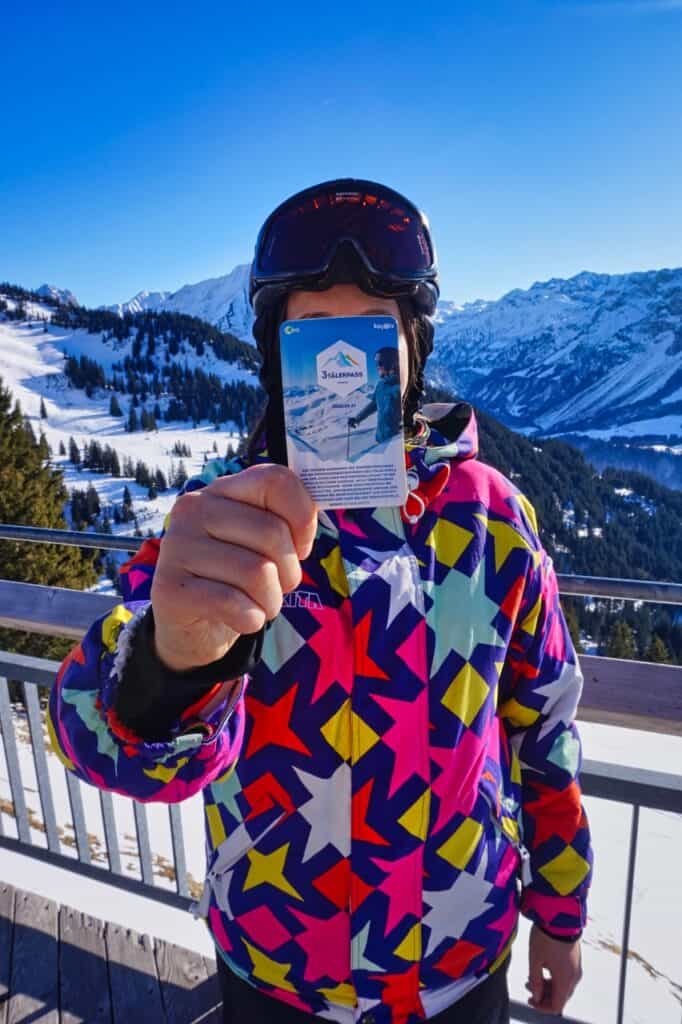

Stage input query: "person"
[
  {"left": 348, "top": 346, "right": 402, "bottom": 445},
  {"left": 48, "top": 178, "right": 592, "bottom": 1024}
]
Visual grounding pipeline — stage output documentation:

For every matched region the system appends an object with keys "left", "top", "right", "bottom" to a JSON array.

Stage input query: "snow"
[
  {"left": 107, "top": 262, "right": 682, "bottom": 444},
  {"left": 0, "top": 846, "right": 216, "bottom": 956},
  {"left": 36, "top": 283, "right": 79, "bottom": 307},
  {"left": 108, "top": 264, "right": 253, "bottom": 339},
  {"left": 0, "top": 311, "right": 256, "bottom": 548},
  {"left": 561, "top": 415, "right": 682, "bottom": 442}
]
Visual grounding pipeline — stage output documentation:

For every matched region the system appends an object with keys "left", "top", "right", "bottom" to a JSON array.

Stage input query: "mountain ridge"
[{"left": 109, "top": 263, "right": 682, "bottom": 448}]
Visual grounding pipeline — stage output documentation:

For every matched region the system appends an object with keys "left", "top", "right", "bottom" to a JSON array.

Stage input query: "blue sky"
[{"left": 1, "top": 0, "right": 681, "bottom": 309}]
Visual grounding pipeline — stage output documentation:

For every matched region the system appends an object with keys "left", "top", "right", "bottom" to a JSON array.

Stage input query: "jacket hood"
[{"left": 417, "top": 401, "right": 479, "bottom": 465}]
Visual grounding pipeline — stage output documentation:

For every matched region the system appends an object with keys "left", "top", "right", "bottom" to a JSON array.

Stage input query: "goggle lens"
[{"left": 256, "top": 187, "right": 434, "bottom": 279}]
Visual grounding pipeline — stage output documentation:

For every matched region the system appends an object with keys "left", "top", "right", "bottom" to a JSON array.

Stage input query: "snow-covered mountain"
[
  {"left": 107, "top": 264, "right": 252, "bottom": 337},
  {"left": 113, "top": 264, "right": 682, "bottom": 446},
  {"left": 430, "top": 267, "right": 682, "bottom": 444},
  {"left": 36, "top": 283, "right": 79, "bottom": 307}
]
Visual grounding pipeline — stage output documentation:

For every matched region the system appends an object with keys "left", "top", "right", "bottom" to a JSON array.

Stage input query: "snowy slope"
[
  {"left": 113, "top": 264, "right": 682, "bottom": 445},
  {"left": 0, "top": 296, "right": 257, "bottom": 561}
]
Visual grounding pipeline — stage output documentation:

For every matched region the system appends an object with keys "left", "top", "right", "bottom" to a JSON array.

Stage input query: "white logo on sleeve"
[{"left": 316, "top": 340, "right": 368, "bottom": 396}]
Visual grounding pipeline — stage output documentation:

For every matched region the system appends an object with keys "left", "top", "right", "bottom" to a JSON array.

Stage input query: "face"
[{"left": 286, "top": 283, "right": 409, "bottom": 396}]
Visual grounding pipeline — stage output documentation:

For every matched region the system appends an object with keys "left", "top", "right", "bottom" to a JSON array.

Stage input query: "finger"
[
  {"left": 199, "top": 492, "right": 302, "bottom": 592},
  {"left": 206, "top": 465, "right": 318, "bottom": 559},
  {"left": 156, "top": 572, "right": 268, "bottom": 637},
  {"left": 173, "top": 540, "right": 284, "bottom": 622},
  {"left": 549, "top": 969, "right": 575, "bottom": 1015},
  {"left": 527, "top": 958, "right": 545, "bottom": 1007}
]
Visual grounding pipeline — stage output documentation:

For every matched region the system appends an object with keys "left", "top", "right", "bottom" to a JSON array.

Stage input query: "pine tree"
[
  {"left": 135, "top": 461, "right": 151, "bottom": 488},
  {"left": 85, "top": 484, "right": 100, "bottom": 520},
  {"left": 109, "top": 393, "right": 123, "bottom": 417},
  {"left": 154, "top": 468, "right": 167, "bottom": 492},
  {"left": 645, "top": 634, "right": 671, "bottom": 664},
  {"left": 122, "top": 485, "right": 134, "bottom": 522},
  {"left": 606, "top": 620, "right": 637, "bottom": 660},
  {"left": 127, "top": 406, "right": 138, "bottom": 432},
  {"left": 173, "top": 460, "right": 188, "bottom": 489},
  {"left": 0, "top": 377, "right": 98, "bottom": 661},
  {"left": 58, "top": 439, "right": 66, "bottom": 456},
  {"left": 38, "top": 431, "right": 50, "bottom": 462},
  {"left": 68, "top": 436, "right": 80, "bottom": 465},
  {"left": 40, "top": 397, "right": 47, "bottom": 419}
]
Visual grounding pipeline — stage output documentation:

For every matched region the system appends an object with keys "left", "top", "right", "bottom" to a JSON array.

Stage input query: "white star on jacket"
[
  {"left": 294, "top": 763, "right": 352, "bottom": 861},
  {"left": 423, "top": 846, "right": 494, "bottom": 957}
]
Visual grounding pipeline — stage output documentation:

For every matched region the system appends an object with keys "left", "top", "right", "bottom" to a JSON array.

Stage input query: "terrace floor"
[{"left": 0, "top": 883, "right": 223, "bottom": 1023}]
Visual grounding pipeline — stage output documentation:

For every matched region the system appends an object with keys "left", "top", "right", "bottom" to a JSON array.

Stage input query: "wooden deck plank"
[
  {"left": 155, "top": 939, "right": 222, "bottom": 1023},
  {"left": 58, "top": 905, "right": 112, "bottom": 1023},
  {"left": 0, "top": 884, "right": 15, "bottom": 1024},
  {"left": 0, "top": 885, "right": 226, "bottom": 1023},
  {"left": 8, "top": 889, "right": 58, "bottom": 1024},
  {"left": 105, "top": 923, "right": 164, "bottom": 1024}
]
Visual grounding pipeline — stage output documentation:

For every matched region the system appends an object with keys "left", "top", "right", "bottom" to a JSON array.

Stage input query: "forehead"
[{"left": 286, "top": 283, "right": 400, "bottom": 319}]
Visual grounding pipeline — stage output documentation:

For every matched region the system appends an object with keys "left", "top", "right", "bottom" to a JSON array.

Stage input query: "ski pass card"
[{"left": 279, "top": 315, "right": 408, "bottom": 509}]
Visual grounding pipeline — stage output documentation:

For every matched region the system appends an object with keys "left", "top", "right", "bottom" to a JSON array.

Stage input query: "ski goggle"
[{"left": 249, "top": 179, "right": 438, "bottom": 308}]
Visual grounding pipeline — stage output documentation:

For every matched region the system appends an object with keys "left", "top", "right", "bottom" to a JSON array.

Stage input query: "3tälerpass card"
[{"left": 279, "top": 315, "right": 408, "bottom": 509}]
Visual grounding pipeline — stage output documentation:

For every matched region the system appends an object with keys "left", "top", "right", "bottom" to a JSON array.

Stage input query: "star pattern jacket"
[{"left": 48, "top": 405, "right": 592, "bottom": 1024}]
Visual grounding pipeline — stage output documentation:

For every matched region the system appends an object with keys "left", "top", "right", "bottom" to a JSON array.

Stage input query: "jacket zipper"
[
  {"left": 192, "top": 810, "right": 288, "bottom": 919},
  {"left": 480, "top": 788, "right": 533, "bottom": 886}
]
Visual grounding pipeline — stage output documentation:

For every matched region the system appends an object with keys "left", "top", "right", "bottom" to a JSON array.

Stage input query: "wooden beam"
[
  {"left": 155, "top": 939, "right": 222, "bottom": 1023},
  {"left": 58, "top": 905, "right": 111, "bottom": 1023},
  {"left": 0, "top": 884, "right": 15, "bottom": 1024},
  {"left": 105, "top": 923, "right": 165, "bottom": 1023},
  {"left": 8, "top": 890, "right": 58, "bottom": 1024},
  {"left": 578, "top": 655, "right": 682, "bottom": 735},
  {"left": 0, "top": 581, "right": 118, "bottom": 640}
]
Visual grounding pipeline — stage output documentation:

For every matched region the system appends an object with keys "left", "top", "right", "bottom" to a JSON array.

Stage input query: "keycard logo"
[{"left": 316, "top": 340, "right": 368, "bottom": 396}]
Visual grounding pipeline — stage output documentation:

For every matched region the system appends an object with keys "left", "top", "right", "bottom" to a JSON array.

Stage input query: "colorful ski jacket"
[{"left": 48, "top": 404, "right": 592, "bottom": 1024}]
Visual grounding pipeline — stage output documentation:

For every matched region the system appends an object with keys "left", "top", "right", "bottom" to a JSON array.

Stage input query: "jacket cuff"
[
  {"left": 534, "top": 922, "right": 582, "bottom": 944},
  {"left": 111, "top": 604, "right": 264, "bottom": 741},
  {"left": 520, "top": 888, "right": 586, "bottom": 942}
]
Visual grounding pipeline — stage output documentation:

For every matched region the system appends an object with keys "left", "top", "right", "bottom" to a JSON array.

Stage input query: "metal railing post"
[
  {"left": 0, "top": 676, "right": 31, "bottom": 843},
  {"left": 23, "top": 681, "right": 60, "bottom": 852},
  {"left": 616, "top": 803, "right": 640, "bottom": 1024}
]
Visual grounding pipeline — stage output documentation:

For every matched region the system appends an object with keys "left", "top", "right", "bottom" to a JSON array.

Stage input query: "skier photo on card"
[{"left": 348, "top": 345, "right": 402, "bottom": 442}]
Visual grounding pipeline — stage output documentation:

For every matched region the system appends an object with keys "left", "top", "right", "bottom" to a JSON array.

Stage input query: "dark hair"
[
  {"left": 245, "top": 293, "right": 432, "bottom": 465},
  {"left": 375, "top": 346, "right": 400, "bottom": 373}
]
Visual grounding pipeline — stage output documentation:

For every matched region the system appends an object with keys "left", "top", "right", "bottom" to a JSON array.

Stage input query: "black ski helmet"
[{"left": 248, "top": 179, "right": 440, "bottom": 460}]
